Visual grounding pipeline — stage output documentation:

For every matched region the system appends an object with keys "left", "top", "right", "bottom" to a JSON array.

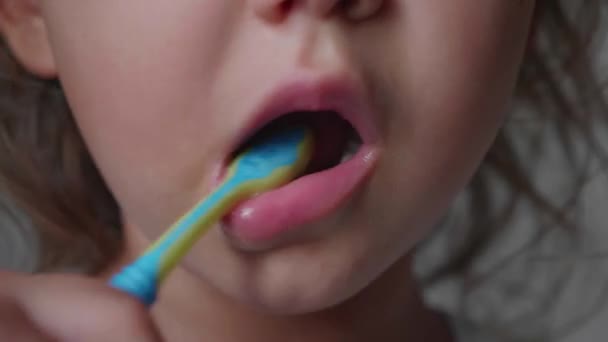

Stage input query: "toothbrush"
[{"left": 109, "top": 126, "right": 314, "bottom": 306}]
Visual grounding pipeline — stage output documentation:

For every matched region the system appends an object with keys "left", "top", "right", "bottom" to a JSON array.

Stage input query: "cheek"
[
  {"left": 40, "top": 1, "right": 239, "bottom": 231},
  {"left": 362, "top": 1, "right": 535, "bottom": 242},
  {"left": 387, "top": 0, "right": 533, "bottom": 179}
]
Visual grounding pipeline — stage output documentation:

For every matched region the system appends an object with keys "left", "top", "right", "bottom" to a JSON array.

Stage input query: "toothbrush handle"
[
  {"left": 108, "top": 257, "right": 161, "bottom": 307},
  {"left": 109, "top": 179, "right": 240, "bottom": 306}
]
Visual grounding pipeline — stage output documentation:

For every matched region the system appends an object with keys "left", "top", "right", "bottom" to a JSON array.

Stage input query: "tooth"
[
  {"left": 340, "top": 151, "right": 355, "bottom": 163},
  {"left": 340, "top": 139, "right": 361, "bottom": 163},
  {"left": 347, "top": 139, "right": 361, "bottom": 153}
]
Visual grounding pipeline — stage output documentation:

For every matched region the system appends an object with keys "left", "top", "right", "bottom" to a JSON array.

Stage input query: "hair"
[
  {"left": 418, "top": 0, "right": 608, "bottom": 337},
  {"left": 0, "top": 0, "right": 606, "bottom": 327},
  {"left": 424, "top": 0, "right": 608, "bottom": 281}
]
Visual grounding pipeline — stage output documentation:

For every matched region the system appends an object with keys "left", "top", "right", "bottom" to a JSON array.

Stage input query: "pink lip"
[{"left": 221, "top": 72, "right": 380, "bottom": 247}]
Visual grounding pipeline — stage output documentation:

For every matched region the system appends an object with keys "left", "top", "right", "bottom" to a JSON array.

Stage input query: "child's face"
[{"left": 38, "top": 1, "right": 534, "bottom": 312}]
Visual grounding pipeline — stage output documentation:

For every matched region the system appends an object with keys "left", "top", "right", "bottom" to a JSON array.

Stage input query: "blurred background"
[{"left": 1, "top": 5, "right": 608, "bottom": 342}]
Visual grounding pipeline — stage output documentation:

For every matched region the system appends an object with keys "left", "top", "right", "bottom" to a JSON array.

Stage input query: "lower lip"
[{"left": 222, "top": 145, "right": 378, "bottom": 246}]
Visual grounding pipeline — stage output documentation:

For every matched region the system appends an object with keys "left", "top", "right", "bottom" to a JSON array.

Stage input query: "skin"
[{"left": 0, "top": 0, "right": 536, "bottom": 341}]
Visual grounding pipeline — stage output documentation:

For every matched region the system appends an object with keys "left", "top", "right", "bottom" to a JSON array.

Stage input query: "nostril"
[
  {"left": 253, "top": 0, "right": 294, "bottom": 23},
  {"left": 342, "top": 0, "right": 384, "bottom": 21},
  {"left": 254, "top": 0, "right": 382, "bottom": 22},
  {"left": 280, "top": 0, "right": 295, "bottom": 13},
  {"left": 308, "top": 0, "right": 343, "bottom": 17}
]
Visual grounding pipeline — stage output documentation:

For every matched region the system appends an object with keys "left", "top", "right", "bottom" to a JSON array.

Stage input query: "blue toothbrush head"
[{"left": 228, "top": 125, "right": 314, "bottom": 183}]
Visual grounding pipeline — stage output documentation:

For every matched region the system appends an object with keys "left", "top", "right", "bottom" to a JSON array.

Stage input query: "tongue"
[{"left": 303, "top": 113, "right": 351, "bottom": 174}]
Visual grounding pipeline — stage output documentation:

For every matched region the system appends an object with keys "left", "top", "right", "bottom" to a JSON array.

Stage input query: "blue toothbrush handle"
[
  {"left": 109, "top": 125, "right": 312, "bottom": 307},
  {"left": 109, "top": 258, "right": 159, "bottom": 307},
  {"left": 109, "top": 180, "right": 239, "bottom": 307}
]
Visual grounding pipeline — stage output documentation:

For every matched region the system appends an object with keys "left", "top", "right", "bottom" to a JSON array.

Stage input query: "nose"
[{"left": 252, "top": 0, "right": 384, "bottom": 22}]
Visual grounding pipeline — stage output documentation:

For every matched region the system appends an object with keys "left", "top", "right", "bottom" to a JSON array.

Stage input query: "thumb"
[{"left": 17, "top": 274, "right": 163, "bottom": 342}]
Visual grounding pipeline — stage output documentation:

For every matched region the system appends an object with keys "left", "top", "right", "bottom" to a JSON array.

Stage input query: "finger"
[
  {"left": 15, "top": 274, "right": 163, "bottom": 342},
  {"left": 0, "top": 292, "right": 53, "bottom": 342}
]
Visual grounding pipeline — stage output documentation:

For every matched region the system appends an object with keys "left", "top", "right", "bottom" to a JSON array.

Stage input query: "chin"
[
  {"left": 190, "top": 232, "right": 376, "bottom": 315},
  {"left": 240, "top": 256, "right": 365, "bottom": 315},
  {"left": 240, "top": 275, "right": 363, "bottom": 316}
]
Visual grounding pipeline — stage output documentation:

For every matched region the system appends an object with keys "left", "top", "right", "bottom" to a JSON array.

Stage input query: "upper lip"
[{"left": 225, "top": 72, "right": 379, "bottom": 163}]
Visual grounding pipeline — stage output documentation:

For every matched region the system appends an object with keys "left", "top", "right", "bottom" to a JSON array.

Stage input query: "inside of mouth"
[{"left": 232, "top": 111, "right": 363, "bottom": 176}]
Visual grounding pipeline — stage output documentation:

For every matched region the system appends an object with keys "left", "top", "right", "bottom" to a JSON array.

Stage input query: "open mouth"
[
  {"left": 229, "top": 110, "right": 363, "bottom": 178},
  {"left": 219, "top": 76, "right": 379, "bottom": 248}
]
